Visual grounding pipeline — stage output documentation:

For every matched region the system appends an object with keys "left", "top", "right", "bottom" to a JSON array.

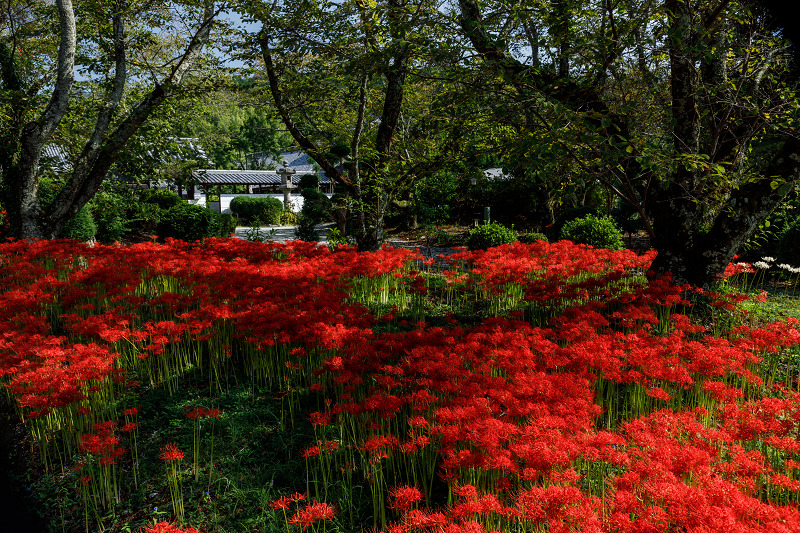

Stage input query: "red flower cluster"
[
  {"left": 159, "top": 443, "right": 184, "bottom": 463},
  {"left": 79, "top": 421, "right": 126, "bottom": 465},
  {"left": 290, "top": 500, "right": 336, "bottom": 530},
  {"left": 185, "top": 407, "right": 221, "bottom": 419},
  {"left": 141, "top": 521, "right": 198, "bottom": 533}
]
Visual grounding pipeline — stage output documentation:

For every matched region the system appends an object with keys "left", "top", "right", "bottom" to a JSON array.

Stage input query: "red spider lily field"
[{"left": 3, "top": 238, "right": 800, "bottom": 533}]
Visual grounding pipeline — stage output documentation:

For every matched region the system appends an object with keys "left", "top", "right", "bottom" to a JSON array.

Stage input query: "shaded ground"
[{"left": 233, "top": 224, "right": 654, "bottom": 259}]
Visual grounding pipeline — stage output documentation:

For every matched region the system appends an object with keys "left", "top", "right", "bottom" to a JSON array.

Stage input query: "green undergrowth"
[{"left": 22, "top": 370, "right": 372, "bottom": 533}]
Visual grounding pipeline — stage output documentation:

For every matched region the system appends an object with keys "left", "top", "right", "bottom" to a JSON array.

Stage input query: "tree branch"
[
  {"left": 48, "top": 0, "right": 219, "bottom": 231},
  {"left": 25, "top": 0, "right": 75, "bottom": 146},
  {"left": 258, "top": 29, "right": 350, "bottom": 188}
]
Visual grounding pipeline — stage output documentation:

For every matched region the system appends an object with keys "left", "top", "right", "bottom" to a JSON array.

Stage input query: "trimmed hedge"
[
  {"left": 229, "top": 196, "right": 283, "bottom": 225},
  {"left": 519, "top": 232, "right": 548, "bottom": 244},
  {"left": 559, "top": 214, "right": 624, "bottom": 250},
  {"left": 466, "top": 222, "right": 518, "bottom": 250},
  {"left": 212, "top": 213, "right": 237, "bottom": 238},
  {"left": 158, "top": 203, "right": 216, "bottom": 241},
  {"left": 550, "top": 206, "right": 600, "bottom": 240}
]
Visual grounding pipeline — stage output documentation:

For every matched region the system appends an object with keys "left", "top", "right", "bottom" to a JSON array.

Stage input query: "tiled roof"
[
  {"left": 41, "top": 145, "right": 71, "bottom": 171},
  {"left": 192, "top": 169, "right": 330, "bottom": 185},
  {"left": 251, "top": 150, "right": 320, "bottom": 173},
  {"left": 483, "top": 168, "right": 512, "bottom": 180},
  {"left": 41, "top": 137, "right": 210, "bottom": 174}
]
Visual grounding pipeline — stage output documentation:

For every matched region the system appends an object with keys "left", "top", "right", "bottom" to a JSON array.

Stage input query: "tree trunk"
[
  {"left": 1, "top": 0, "right": 75, "bottom": 239},
  {"left": 260, "top": 0, "right": 410, "bottom": 253},
  {"left": 355, "top": 0, "right": 409, "bottom": 252},
  {"left": 650, "top": 136, "right": 800, "bottom": 287}
]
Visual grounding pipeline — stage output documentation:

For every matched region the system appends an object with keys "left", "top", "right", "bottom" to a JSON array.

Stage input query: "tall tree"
[
  {"left": 0, "top": 0, "right": 226, "bottom": 239},
  {"left": 242, "top": 0, "right": 445, "bottom": 250}
]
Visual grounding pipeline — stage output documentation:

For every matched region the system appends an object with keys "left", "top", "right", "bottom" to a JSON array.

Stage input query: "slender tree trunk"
[
  {"left": 358, "top": 52, "right": 407, "bottom": 251},
  {"left": 349, "top": 71, "right": 369, "bottom": 240}
]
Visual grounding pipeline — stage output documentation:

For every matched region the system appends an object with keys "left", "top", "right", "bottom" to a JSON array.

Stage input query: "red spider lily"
[
  {"left": 141, "top": 521, "right": 198, "bottom": 533},
  {"left": 271, "top": 495, "right": 293, "bottom": 510},
  {"left": 289, "top": 500, "right": 336, "bottom": 530},
  {"left": 389, "top": 485, "right": 422, "bottom": 511},
  {"left": 185, "top": 408, "right": 205, "bottom": 420},
  {"left": 159, "top": 443, "right": 184, "bottom": 462},
  {"left": 301, "top": 445, "right": 322, "bottom": 458},
  {"left": 5, "top": 236, "right": 800, "bottom": 531}
]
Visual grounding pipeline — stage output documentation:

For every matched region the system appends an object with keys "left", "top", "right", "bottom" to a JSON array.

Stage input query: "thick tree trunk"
[
  {"left": 650, "top": 136, "right": 800, "bottom": 287},
  {"left": 1, "top": 0, "right": 75, "bottom": 239}
]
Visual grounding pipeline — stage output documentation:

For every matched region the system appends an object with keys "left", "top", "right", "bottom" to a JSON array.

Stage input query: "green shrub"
[
  {"left": 550, "top": 206, "right": 601, "bottom": 240},
  {"left": 229, "top": 196, "right": 283, "bottom": 225},
  {"left": 280, "top": 210, "right": 299, "bottom": 225},
  {"left": 92, "top": 185, "right": 130, "bottom": 244},
  {"left": 126, "top": 201, "right": 162, "bottom": 239},
  {"left": 519, "top": 232, "right": 548, "bottom": 244},
  {"left": 296, "top": 189, "right": 331, "bottom": 241},
  {"left": 211, "top": 213, "right": 237, "bottom": 238},
  {"left": 140, "top": 188, "right": 183, "bottom": 210},
  {"left": 60, "top": 206, "right": 97, "bottom": 241},
  {"left": 559, "top": 214, "right": 624, "bottom": 250},
  {"left": 466, "top": 222, "right": 518, "bottom": 250},
  {"left": 158, "top": 203, "right": 216, "bottom": 241}
]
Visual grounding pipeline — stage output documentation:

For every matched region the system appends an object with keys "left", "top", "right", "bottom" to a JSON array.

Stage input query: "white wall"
[{"left": 189, "top": 193, "right": 334, "bottom": 219}]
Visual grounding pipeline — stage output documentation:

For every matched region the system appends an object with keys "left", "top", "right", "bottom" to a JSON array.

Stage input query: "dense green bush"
[
  {"left": 126, "top": 202, "right": 162, "bottom": 238},
  {"left": 549, "top": 206, "right": 601, "bottom": 241},
  {"left": 211, "top": 213, "right": 237, "bottom": 238},
  {"left": 229, "top": 196, "right": 283, "bottom": 225},
  {"left": 519, "top": 232, "right": 548, "bottom": 244},
  {"left": 92, "top": 186, "right": 130, "bottom": 244},
  {"left": 140, "top": 188, "right": 183, "bottom": 209},
  {"left": 158, "top": 203, "right": 216, "bottom": 241},
  {"left": 60, "top": 206, "right": 97, "bottom": 241},
  {"left": 413, "top": 170, "right": 464, "bottom": 224},
  {"left": 296, "top": 189, "right": 331, "bottom": 241},
  {"left": 559, "top": 214, "right": 624, "bottom": 250},
  {"left": 466, "top": 222, "right": 518, "bottom": 250}
]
